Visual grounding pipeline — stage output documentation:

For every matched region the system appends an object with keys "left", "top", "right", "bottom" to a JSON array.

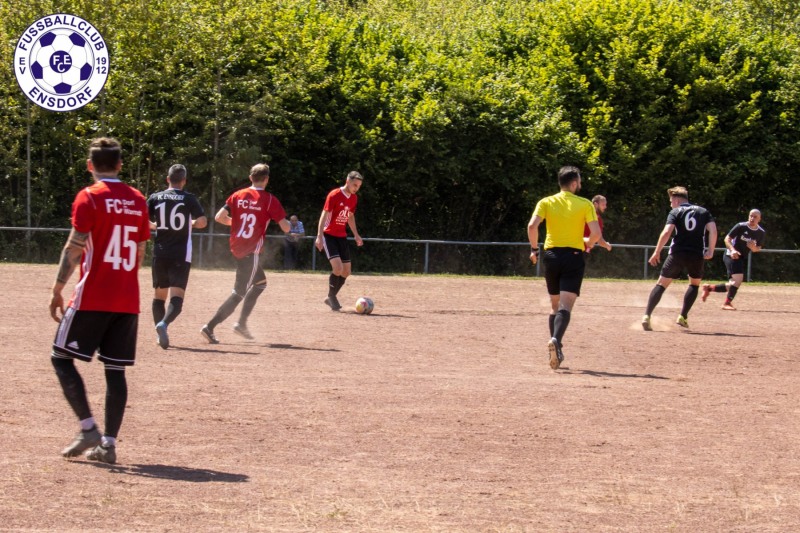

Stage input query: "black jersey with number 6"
[
  {"left": 147, "top": 189, "right": 206, "bottom": 261},
  {"left": 665, "top": 202, "right": 714, "bottom": 255}
]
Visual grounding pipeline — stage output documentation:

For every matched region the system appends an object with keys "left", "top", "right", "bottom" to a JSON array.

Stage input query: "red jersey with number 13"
[
  {"left": 322, "top": 187, "right": 358, "bottom": 238},
  {"left": 69, "top": 179, "right": 151, "bottom": 313},
  {"left": 226, "top": 187, "right": 287, "bottom": 259}
]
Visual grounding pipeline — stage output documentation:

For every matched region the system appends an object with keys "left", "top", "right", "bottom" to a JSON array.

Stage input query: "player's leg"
[
  {"left": 323, "top": 235, "right": 344, "bottom": 311},
  {"left": 162, "top": 260, "right": 190, "bottom": 326},
  {"left": 152, "top": 257, "right": 169, "bottom": 325},
  {"left": 643, "top": 254, "right": 679, "bottom": 329},
  {"left": 52, "top": 309, "right": 106, "bottom": 457},
  {"left": 722, "top": 258, "right": 745, "bottom": 310},
  {"left": 331, "top": 238, "right": 353, "bottom": 301},
  {"left": 676, "top": 255, "right": 705, "bottom": 326},
  {"left": 90, "top": 313, "right": 137, "bottom": 464},
  {"left": 203, "top": 257, "right": 250, "bottom": 340},
  {"left": 235, "top": 266, "right": 267, "bottom": 339}
]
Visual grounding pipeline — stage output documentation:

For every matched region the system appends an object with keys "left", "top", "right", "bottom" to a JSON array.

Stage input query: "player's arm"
[
  {"left": 348, "top": 213, "right": 363, "bottom": 246},
  {"left": 215, "top": 206, "right": 232, "bottom": 227},
  {"left": 192, "top": 215, "right": 208, "bottom": 230},
  {"left": 315, "top": 210, "right": 330, "bottom": 251},
  {"left": 277, "top": 218, "right": 291, "bottom": 234},
  {"left": 527, "top": 214, "right": 543, "bottom": 265},
  {"left": 724, "top": 233, "right": 739, "bottom": 258},
  {"left": 704, "top": 221, "right": 718, "bottom": 260},
  {"left": 648, "top": 224, "right": 674, "bottom": 266},
  {"left": 137, "top": 240, "right": 147, "bottom": 268},
  {"left": 585, "top": 220, "right": 601, "bottom": 251},
  {"left": 50, "top": 229, "right": 89, "bottom": 322}
]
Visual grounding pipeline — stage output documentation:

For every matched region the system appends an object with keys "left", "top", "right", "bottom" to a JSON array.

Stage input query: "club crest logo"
[{"left": 14, "top": 14, "right": 109, "bottom": 112}]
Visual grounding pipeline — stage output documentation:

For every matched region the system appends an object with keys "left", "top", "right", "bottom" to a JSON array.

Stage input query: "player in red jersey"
[
  {"left": 49, "top": 137, "right": 151, "bottom": 465},
  {"left": 315, "top": 171, "right": 364, "bottom": 311},
  {"left": 201, "top": 163, "right": 290, "bottom": 343}
]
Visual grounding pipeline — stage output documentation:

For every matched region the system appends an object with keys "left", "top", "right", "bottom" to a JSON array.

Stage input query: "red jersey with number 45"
[
  {"left": 322, "top": 187, "right": 358, "bottom": 238},
  {"left": 69, "top": 179, "right": 151, "bottom": 313},
  {"left": 226, "top": 187, "right": 286, "bottom": 259}
]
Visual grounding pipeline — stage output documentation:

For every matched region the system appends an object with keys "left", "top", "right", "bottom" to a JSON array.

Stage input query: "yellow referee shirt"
[{"left": 533, "top": 191, "right": 597, "bottom": 250}]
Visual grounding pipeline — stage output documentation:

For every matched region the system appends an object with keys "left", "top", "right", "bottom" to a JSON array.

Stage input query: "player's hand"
[
  {"left": 603, "top": 242, "right": 613, "bottom": 252},
  {"left": 355, "top": 236, "right": 363, "bottom": 247},
  {"left": 731, "top": 250, "right": 741, "bottom": 259},
  {"left": 746, "top": 241, "right": 758, "bottom": 251},
  {"left": 648, "top": 253, "right": 660, "bottom": 267},
  {"left": 315, "top": 237, "right": 323, "bottom": 251},
  {"left": 704, "top": 248, "right": 714, "bottom": 260},
  {"left": 530, "top": 250, "right": 539, "bottom": 265},
  {"left": 49, "top": 292, "right": 65, "bottom": 322}
]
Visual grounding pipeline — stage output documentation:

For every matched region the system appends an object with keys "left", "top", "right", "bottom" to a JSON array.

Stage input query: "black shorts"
[
  {"left": 661, "top": 252, "right": 705, "bottom": 279},
  {"left": 233, "top": 254, "right": 266, "bottom": 296},
  {"left": 723, "top": 254, "right": 745, "bottom": 277},
  {"left": 52, "top": 308, "right": 138, "bottom": 367},
  {"left": 542, "top": 247, "right": 586, "bottom": 296},
  {"left": 152, "top": 257, "right": 192, "bottom": 290},
  {"left": 323, "top": 234, "right": 351, "bottom": 263}
]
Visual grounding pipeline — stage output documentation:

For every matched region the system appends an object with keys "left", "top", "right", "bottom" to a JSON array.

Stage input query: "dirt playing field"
[{"left": 1, "top": 263, "right": 798, "bottom": 532}]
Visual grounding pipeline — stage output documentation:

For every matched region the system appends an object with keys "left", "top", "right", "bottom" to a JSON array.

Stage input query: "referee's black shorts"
[
  {"left": 542, "top": 247, "right": 586, "bottom": 296},
  {"left": 661, "top": 251, "right": 705, "bottom": 279}
]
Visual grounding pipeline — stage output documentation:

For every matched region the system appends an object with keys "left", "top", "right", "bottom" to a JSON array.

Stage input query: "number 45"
[{"left": 103, "top": 225, "right": 138, "bottom": 271}]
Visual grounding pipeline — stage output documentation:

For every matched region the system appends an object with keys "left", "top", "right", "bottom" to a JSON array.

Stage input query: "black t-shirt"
[
  {"left": 666, "top": 203, "right": 714, "bottom": 255},
  {"left": 147, "top": 188, "right": 206, "bottom": 260},
  {"left": 726, "top": 222, "right": 766, "bottom": 258}
]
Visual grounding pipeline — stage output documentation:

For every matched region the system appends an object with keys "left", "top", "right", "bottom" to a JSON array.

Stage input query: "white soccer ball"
[
  {"left": 30, "top": 30, "right": 94, "bottom": 95},
  {"left": 354, "top": 297, "right": 374, "bottom": 315}
]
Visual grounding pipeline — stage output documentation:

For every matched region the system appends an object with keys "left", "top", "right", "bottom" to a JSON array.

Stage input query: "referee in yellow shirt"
[{"left": 528, "top": 166, "right": 601, "bottom": 370}]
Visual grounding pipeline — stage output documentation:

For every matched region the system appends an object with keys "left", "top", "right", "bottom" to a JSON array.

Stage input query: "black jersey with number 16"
[
  {"left": 147, "top": 189, "right": 206, "bottom": 261},
  {"left": 665, "top": 202, "right": 714, "bottom": 255}
]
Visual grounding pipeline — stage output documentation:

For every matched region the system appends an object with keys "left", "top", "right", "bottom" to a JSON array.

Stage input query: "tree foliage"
[{"left": 1, "top": 0, "right": 798, "bottom": 255}]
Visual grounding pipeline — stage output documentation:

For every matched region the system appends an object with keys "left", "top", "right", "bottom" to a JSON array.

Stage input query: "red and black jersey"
[
  {"left": 225, "top": 187, "right": 286, "bottom": 259},
  {"left": 322, "top": 187, "right": 358, "bottom": 238},
  {"left": 69, "top": 179, "right": 151, "bottom": 314}
]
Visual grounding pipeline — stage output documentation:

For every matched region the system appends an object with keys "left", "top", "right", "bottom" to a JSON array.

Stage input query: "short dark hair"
[
  {"left": 88, "top": 137, "right": 121, "bottom": 173},
  {"left": 250, "top": 163, "right": 270, "bottom": 181},
  {"left": 557, "top": 166, "right": 581, "bottom": 188},
  {"left": 668, "top": 186, "right": 689, "bottom": 200},
  {"left": 167, "top": 164, "right": 187, "bottom": 185},
  {"left": 347, "top": 170, "right": 363, "bottom": 181}
]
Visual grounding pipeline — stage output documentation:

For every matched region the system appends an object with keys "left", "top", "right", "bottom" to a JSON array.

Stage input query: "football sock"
[
  {"left": 553, "top": 309, "right": 571, "bottom": 345},
  {"left": 79, "top": 417, "right": 97, "bottom": 432},
  {"left": 328, "top": 274, "right": 338, "bottom": 297},
  {"left": 681, "top": 285, "right": 699, "bottom": 317},
  {"left": 713, "top": 284, "right": 727, "bottom": 293},
  {"left": 726, "top": 285, "right": 739, "bottom": 302},
  {"left": 163, "top": 296, "right": 184, "bottom": 325},
  {"left": 51, "top": 357, "right": 92, "bottom": 421},
  {"left": 208, "top": 292, "right": 244, "bottom": 329},
  {"left": 101, "top": 436, "right": 117, "bottom": 447},
  {"left": 103, "top": 367, "right": 127, "bottom": 439},
  {"left": 645, "top": 284, "right": 666, "bottom": 316},
  {"left": 238, "top": 283, "right": 266, "bottom": 326},
  {"left": 334, "top": 275, "right": 347, "bottom": 296},
  {"left": 548, "top": 314, "right": 555, "bottom": 337},
  {"left": 152, "top": 298, "right": 166, "bottom": 325}
]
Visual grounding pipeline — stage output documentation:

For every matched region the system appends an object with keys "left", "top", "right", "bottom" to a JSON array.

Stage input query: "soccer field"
[{"left": 1, "top": 264, "right": 798, "bottom": 531}]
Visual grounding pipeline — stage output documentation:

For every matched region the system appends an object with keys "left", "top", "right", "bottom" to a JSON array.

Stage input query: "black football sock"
[
  {"left": 548, "top": 314, "right": 556, "bottom": 338},
  {"left": 714, "top": 284, "right": 727, "bottom": 293},
  {"left": 52, "top": 357, "right": 92, "bottom": 421},
  {"left": 208, "top": 293, "right": 244, "bottom": 329},
  {"left": 681, "top": 285, "right": 699, "bottom": 317},
  {"left": 238, "top": 284, "right": 266, "bottom": 326},
  {"left": 645, "top": 284, "right": 666, "bottom": 316},
  {"left": 328, "top": 274, "right": 338, "bottom": 297},
  {"left": 103, "top": 367, "right": 127, "bottom": 439},
  {"left": 553, "top": 309, "right": 571, "bottom": 346},
  {"left": 152, "top": 299, "right": 166, "bottom": 325},
  {"left": 333, "top": 275, "right": 347, "bottom": 296},
  {"left": 726, "top": 285, "right": 739, "bottom": 303},
  {"left": 163, "top": 296, "right": 184, "bottom": 325}
]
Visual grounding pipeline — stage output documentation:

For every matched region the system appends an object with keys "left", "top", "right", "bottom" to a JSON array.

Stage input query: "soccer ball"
[
  {"left": 354, "top": 297, "right": 374, "bottom": 315},
  {"left": 29, "top": 29, "right": 94, "bottom": 95}
]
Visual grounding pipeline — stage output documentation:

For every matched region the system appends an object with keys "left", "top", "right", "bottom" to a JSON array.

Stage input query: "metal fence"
[{"left": 2, "top": 226, "right": 798, "bottom": 281}]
